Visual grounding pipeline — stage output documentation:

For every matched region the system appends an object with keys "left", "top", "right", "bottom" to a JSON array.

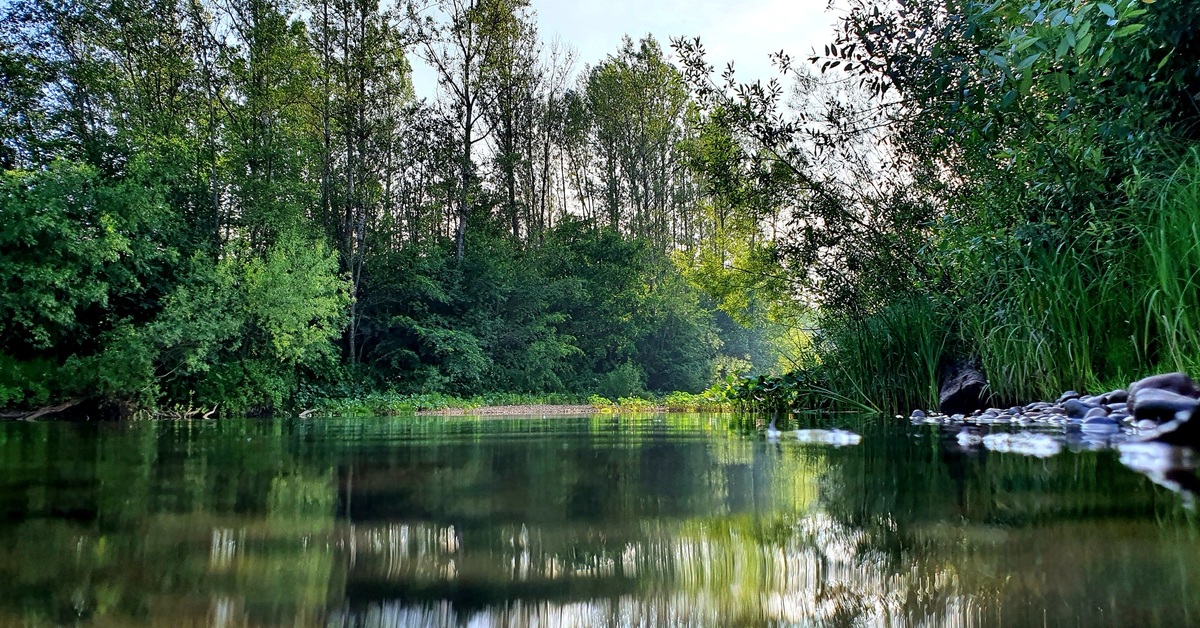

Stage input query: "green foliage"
[
  {"left": 1138, "top": 150, "right": 1200, "bottom": 375},
  {"left": 0, "top": 0, "right": 800, "bottom": 415},
  {"left": 595, "top": 361, "right": 647, "bottom": 401},
  {"left": 0, "top": 160, "right": 179, "bottom": 352},
  {"left": 676, "top": 0, "right": 1200, "bottom": 412}
]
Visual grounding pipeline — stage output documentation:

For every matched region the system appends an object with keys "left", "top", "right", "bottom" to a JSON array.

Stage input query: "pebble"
[{"left": 900, "top": 372, "right": 1200, "bottom": 455}]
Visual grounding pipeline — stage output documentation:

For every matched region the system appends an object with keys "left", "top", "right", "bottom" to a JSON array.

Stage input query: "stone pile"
[{"left": 907, "top": 371, "right": 1200, "bottom": 448}]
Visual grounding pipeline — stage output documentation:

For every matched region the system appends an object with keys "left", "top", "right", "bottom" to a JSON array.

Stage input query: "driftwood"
[{"left": 0, "top": 399, "right": 81, "bottom": 421}]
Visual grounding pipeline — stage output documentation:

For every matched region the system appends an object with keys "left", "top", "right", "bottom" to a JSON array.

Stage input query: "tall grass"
[
  {"left": 816, "top": 295, "right": 949, "bottom": 412},
  {"left": 808, "top": 151, "right": 1200, "bottom": 412},
  {"left": 961, "top": 233, "right": 1139, "bottom": 403},
  {"left": 1138, "top": 149, "right": 1200, "bottom": 374}
]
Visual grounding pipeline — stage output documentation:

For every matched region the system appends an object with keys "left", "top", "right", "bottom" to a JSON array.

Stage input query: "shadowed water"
[{"left": 0, "top": 414, "right": 1197, "bottom": 627}]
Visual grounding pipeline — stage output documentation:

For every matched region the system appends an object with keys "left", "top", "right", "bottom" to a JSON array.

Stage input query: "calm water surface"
[{"left": 0, "top": 414, "right": 1198, "bottom": 627}]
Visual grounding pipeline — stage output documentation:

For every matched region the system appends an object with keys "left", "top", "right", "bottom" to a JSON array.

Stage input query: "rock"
[
  {"left": 910, "top": 409, "right": 926, "bottom": 419},
  {"left": 1063, "top": 398, "right": 1095, "bottom": 419},
  {"left": 1105, "top": 389, "right": 1129, "bottom": 404},
  {"left": 939, "top": 361, "right": 988, "bottom": 415},
  {"left": 1084, "top": 406, "right": 1110, "bottom": 419},
  {"left": 1129, "top": 373, "right": 1200, "bottom": 408},
  {"left": 1057, "top": 390, "right": 1082, "bottom": 403},
  {"left": 1008, "top": 406, "right": 1024, "bottom": 415},
  {"left": 1106, "top": 402, "right": 1128, "bottom": 414},
  {"left": 1131, "top": 388, "right": 1199, "bottom": 423},
  {"left": 1136, "top": 419, "right": 1159, "bottom": 430}
]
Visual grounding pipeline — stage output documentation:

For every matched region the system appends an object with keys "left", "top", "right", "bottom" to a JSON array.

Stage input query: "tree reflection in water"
[{"left": 0, "top": 415, "right": 1196, "bottom": 626}]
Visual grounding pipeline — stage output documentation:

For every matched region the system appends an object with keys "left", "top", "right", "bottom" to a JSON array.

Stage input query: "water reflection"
[{"left": 0, "top": 415, "right": 1197, "bottom": 626}]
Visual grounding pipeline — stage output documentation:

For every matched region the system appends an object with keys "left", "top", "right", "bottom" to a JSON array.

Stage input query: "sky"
[{"left": 410, "top": 0, "right": 842, "bottom": 99}]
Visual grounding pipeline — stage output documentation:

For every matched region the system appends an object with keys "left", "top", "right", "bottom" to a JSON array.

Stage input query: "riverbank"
[
  {"left": 418, "top": 404, "right": 598, "bottom": 416},
  {"left": 316, "top": 389, "right": 730, "bottom": 418}
]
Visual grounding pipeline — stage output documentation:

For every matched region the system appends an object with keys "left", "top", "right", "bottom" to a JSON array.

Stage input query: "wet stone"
[
  {"left": 1129, "top": 372, "right": 1200, "bottom": 403},
  {"left": 911, "top": 409, "right": 926, "bottom": 419},
  {"left": 1064, "top": 399, "right": 1094, "bottom": 419},
  {"left": 1057, "top": 390, "right": 1082, "bottom": 403},
  {"left": 1132, "top": 388, "right": 1199, "bottom": 423},
  {"left": 1106, "top": 389, "right": 1129, "bottom": 404},
  {"left": 1084, "top": 407, "right": 1110, "bottom": 419}
]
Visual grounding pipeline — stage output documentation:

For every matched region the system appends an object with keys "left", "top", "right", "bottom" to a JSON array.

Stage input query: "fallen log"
[{"left": 0, "top": 399, "right": 82, "bottom": 421}]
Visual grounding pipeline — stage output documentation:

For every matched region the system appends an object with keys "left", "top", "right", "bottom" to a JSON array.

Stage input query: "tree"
[{"left": 409, "top": 0, "right": 530, "bottom": 259}]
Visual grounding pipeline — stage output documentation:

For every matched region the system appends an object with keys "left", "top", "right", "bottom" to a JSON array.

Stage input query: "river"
[{"left": 0, "top": 413, "right": 1196, "bottom": 626}]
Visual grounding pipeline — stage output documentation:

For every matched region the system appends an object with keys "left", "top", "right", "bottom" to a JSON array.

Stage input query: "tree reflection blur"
[{"left": 0, "top": 415, "right": 1196, "bottom": 626}]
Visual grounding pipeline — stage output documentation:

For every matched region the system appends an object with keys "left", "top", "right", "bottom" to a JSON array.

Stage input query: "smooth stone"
[
  {"left": 1048, "top": 406, "right": 1068, "bottom": 416},
  {"left": 1008, "top": 406, "right": 1024, "bottom": 415},
  {"left": 1084, "top": 406, "right": 1110, "bottom": 419},
  {"left": 1057, "top": 390, "right": 1081, "bottom": 403},
  {"left": 1110, "top": 412, "right": 1131, "bottom": 422},
  {"left": 1106, "top": 402, "right": 1128, "bottom": 413},
  {"left": 1132, "top": 388, "right": 1199, "bottom": 423},
  {"left": 1081, "top": 395, "right": 1104, "bottom": 405},
  {"left": 1129, "top": 373, "right": 1200, "bottom": 407},
  {"left": 1131, "top": 372, "right": 1200, "bottom": 395},
  {"left": 1106, "top": 389, "right": 1129, "bottom": 404},
  {"left": 911, "top": 409, "right": 927, "bottom": 418},
  {"left": 1063, "top": 399, "right": 1095, "bottom": 419},
  {"left": 950, "top": 414, "right": 965, "bottom": 421},
  {"left": 1136, "top": 419, "right": 1159, "bottom": 430}
]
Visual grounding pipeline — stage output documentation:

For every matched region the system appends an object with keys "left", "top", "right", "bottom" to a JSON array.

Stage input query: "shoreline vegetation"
[
  {"left": 309, "top": 388, "right": 733, "bottom": 418},
  {"left": 3, "top": 0, "right": 1200, "bottom": 420}
]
